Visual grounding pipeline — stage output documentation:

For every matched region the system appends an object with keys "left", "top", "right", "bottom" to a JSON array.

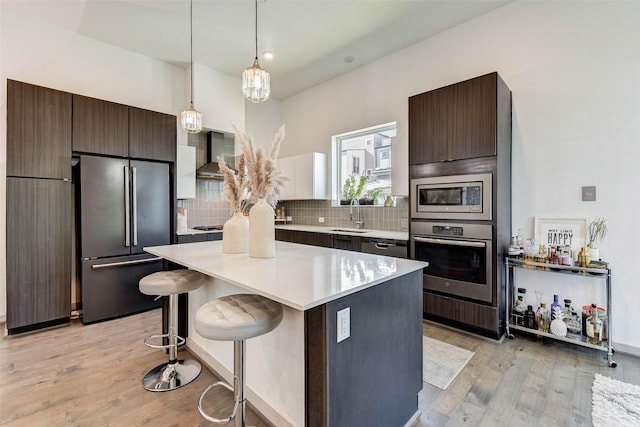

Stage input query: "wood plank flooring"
[{"left": 1, "top": 310, "right": 639, "bottom": 426}]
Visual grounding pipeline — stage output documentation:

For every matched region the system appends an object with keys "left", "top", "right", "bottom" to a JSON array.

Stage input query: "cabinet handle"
[
  {"left": 132, "top": 166, "right": 138, "bottom": 246},
  {"left": 124, "top": 166, "right": 130, "bottom": 247},
  {"left": 413, "top": 236, "right": 485, "bottom": 248},
  {"left": 91, "top": 257, "right": 163, "bottom": 269}
]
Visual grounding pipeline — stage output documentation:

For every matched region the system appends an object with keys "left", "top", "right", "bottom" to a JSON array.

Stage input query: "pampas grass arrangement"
[
  {"left": 233, "top": 124, "right": 287, "bottom": 208},
  {"left": 218, "top": 125, "right": 287, "bottom": 213}
]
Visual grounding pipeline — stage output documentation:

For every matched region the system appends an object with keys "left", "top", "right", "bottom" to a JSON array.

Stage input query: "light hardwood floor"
[{"left": 1, "top": 310, "right": 638, "bottom": 426}]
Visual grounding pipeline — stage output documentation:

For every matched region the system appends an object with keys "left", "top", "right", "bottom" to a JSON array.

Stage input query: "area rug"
[
  {"left": 422, "top": 336, "right": 474, "bottom": 390},
  {"left": 592, "top": 373, "right": 640, "bottom": 427}
]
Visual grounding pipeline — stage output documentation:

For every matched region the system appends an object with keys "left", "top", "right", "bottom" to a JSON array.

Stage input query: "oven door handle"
[{"left": 413, "top": 236, "right": 486, "bottom": 248}]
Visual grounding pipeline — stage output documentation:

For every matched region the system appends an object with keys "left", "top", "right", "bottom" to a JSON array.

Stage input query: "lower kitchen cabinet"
[
  {"left": 275, "top": 229, "right": 334, "bottom": 248},
  {"left": 423, "top": 292, "right": 499, "bottom": 338},
  {"left": 177, "top": 233, "right": 222, "bottom": 243},
  {"left": 6, "top": 178, "right": 71, "bottom": 334},
  {"left": 333, "top": 234, "right": 361, "bottom": 251}
]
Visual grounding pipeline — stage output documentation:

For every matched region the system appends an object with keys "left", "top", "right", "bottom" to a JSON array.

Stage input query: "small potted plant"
[
  {"left": 340, "top": 173, "right": 369, "bottom": 205},
  {"left": 359, "top": 188, "right": 381, "bottom": 205},
  {"left": 587, "top": 217, "right": 608, "bottom": 261}
]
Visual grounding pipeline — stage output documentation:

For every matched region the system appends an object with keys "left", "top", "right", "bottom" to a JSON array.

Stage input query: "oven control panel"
[{"left": 432, "top": 225, "right": 464, "bottom": 236}]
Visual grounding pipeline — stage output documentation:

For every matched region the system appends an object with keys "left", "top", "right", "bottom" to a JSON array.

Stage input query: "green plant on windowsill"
[
  {"left": 340, "top": 173, "right": 369, "bottom": 205},
  {"left": 360, "top": 188, "right": 382, "bottom": 205}
]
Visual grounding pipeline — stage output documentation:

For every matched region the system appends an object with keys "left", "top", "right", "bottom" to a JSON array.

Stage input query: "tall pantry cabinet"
[{"left": 6, "top": 80, "right": 72, "bottom": 334}]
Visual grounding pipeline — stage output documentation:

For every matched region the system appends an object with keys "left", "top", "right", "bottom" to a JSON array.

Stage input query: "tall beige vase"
[
  {"left": 249, "top": 198, "right": 275, "bottom": 258},
  {"left": 222, "top": 212, "right": 249, "bottom": 254}
]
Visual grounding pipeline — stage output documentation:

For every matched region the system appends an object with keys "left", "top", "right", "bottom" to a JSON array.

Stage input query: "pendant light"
[
  {"left": 181, "top": 0, "right": 202, "bottom": 133},
  {"left": 242, "top": 0, "right": 270, "bottom": 103}
]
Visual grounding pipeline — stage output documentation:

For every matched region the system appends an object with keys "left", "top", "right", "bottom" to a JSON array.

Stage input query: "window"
[{"left": 332, "top": 122, "right": 396, "bottom": 206}]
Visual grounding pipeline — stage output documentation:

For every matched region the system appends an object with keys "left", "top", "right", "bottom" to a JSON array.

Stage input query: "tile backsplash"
[
  {"left": 177, "top": 180, "right": 231, "bottom": 227},
  {"left": 280, "top": 198, "right": 409, "bottom": 232},
  {"left": 179, "top": 191, "right": 409, "bottom": 231}
]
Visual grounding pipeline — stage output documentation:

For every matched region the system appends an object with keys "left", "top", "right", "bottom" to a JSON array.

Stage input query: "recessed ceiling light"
[
  {"left": 344, "top": 56, "right": 355, "bottom": 63},
  {"left": 263, "top": 51, "right": 274, "bottom": 60}
]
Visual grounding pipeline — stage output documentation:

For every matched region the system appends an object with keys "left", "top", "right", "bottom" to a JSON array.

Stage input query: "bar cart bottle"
[
  {"left": 587, "top": 304, "right": 603, "bottom": 345},
  {"left": 535, "top": 303, "right": 550, "bottom": 332}
]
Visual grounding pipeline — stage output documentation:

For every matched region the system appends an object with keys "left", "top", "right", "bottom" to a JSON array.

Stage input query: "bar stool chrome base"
[{"left": 142, "top": 358, "right": 201, "bottom": 392}]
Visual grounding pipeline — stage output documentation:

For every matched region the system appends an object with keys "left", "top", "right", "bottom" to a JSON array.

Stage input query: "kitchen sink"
[{"left": 331, "top": 228, "right": 368, "bottom": 234}]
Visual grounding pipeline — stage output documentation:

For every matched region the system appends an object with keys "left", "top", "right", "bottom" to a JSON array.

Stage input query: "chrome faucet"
[{"left": 350, "top": 198, "right": 364, "bottom": 229}]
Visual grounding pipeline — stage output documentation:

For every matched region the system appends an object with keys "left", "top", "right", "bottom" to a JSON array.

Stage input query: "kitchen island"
[{"left": 145, "top": 241, "right": 427, "bottom": 427}]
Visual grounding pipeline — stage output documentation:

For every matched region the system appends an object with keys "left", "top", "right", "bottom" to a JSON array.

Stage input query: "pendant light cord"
[
  {"left": 190, "top": 0, "right": 194, "bottom": 104},
  {"left": 254, "top": 0, "right": 258, "bottom": 60}
]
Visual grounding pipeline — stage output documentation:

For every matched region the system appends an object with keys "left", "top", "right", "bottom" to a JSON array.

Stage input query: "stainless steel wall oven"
[{"left": 411, "top": 221, "right": 493, "bottom": 303}]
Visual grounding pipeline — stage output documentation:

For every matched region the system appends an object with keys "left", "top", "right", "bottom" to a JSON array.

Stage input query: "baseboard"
[
  {"left": 186, "top": 338, "right": 295, "bottom": 427},
  {"left": 612, "top": 341, "right": 640, "bottom": 358},
  {"left": 0, "top": 314, "right": 5, "bottom": 323},
  {"left": 405, "top": 410, "right": 421, "bottom": 426}
]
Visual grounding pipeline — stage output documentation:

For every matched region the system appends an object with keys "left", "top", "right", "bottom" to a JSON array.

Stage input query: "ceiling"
[{"left": 4, "top": 0, "right": 511, "bottom": 100}]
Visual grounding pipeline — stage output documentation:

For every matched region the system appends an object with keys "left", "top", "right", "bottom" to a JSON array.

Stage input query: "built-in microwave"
[{"left": 410, "top": 173, "right": 492, "bottom": 221}]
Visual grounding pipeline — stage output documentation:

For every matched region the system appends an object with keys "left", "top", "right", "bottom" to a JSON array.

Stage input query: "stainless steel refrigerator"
[{"left": 78, "top": 155, "right": 170, "bottom": 323}]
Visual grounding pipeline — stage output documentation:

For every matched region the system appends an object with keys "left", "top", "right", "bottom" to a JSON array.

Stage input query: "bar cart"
[{"left": 504, "top": 257, "right": 616, "bottom": 367}]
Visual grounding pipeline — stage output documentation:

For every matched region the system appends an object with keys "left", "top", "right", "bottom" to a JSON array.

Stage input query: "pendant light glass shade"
[
  {"left": 242, "top": 58, "right": 270, "bottom": 103},
  {"left": 181, "top": 102, "right": 202, "bottom": 134},
  {"left": 243, "top": 0, "right": 270, "bottom": 103},
  {"left": 181, "top": 0, "right": 203, "bottom": 133}
]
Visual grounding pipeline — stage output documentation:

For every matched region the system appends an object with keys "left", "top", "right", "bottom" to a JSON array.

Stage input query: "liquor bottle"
[
  {"left": 524, "top": 305, "right": 536, "bottom": 329},
  {"left": 536, "top": 303, "right": 550, "bottom": 332},
  {"left": 587, "top": 304, "right": 603, "bottom": 345},
  {"left": 550, "top": 294, "right": 562, "bottom": 321}
]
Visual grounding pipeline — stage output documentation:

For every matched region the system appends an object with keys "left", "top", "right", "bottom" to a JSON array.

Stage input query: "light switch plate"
[
  {"left": 318, "top": 217, "right": 325, "bottom": 223},
  {"left": 337, "top": 307, "right": 350, "bottom": 343},
  {"left": 582, "top": 186, "right": 596, "bottom": 201}
]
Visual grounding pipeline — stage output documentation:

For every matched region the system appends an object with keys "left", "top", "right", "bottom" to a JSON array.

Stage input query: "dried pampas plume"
[
  {"left": 218, "top": 155, "right": 246, "bottom": 214},
  {"left": 233, "top": 124, "right": 287, "bottom": 208}
]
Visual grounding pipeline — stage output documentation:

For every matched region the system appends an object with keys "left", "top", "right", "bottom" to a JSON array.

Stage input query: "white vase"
[
  {"left": 222, "top": 212, "right": 249, "bottom": 254},
  {"left": 589, "top": 247, "right": 600, "bottom": 261},
  {"left": 249, "top": 198, "right": 275, "bottom": 258}
]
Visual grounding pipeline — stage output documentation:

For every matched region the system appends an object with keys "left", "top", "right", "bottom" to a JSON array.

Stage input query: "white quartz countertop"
[
  {"left": 144, "top": 241, "right": 426, "bottom": 311},
  {"left": 275, "top": 224, "right": 408, "bottom": 241}
]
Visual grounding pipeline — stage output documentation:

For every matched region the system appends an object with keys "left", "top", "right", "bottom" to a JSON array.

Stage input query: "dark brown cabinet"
[
  {"left": 333, "top": 234, "right": 361, "bottom": 251},
  {"left": 129, "top": 107, "right": 176, "bottom": 162},
  {"left": 176, "top": 233, "right": 222, "bottom": 243},
  {"left": 409, "top": 72, "right": 505, "bottom": 165},
  {"left": 275, "top": 229, "right": 334, "bottom": 248},
  {"left": 6, "top": 178, "right": 71, "bottom": 334},
  {"left": 7, "top": 80, "right": 72, "bottom": 179},
  {"left": 72, "top": 95, "right": 129, "bottom": 157}
]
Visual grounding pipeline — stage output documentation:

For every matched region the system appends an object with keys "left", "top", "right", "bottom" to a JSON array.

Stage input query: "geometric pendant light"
[
  {"left": 242, "top": 0, "right": 270, "bottom": 103},
  {"left": 181, "top": 0, "right": 203, "bottom": 133}
]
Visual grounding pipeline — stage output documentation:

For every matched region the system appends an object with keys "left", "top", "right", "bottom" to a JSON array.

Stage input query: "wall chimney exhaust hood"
[{"left": 196, "top": 131, "right": 236, "bottom": 179}]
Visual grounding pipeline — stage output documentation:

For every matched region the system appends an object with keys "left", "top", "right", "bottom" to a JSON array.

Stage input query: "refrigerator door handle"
[
  {"left": 90, "top": 257, "right": 163, "bottom": 269},
  {"left": 124, "top": 166, "right": 131, "bottom": 247},
  {"left": 132, "top": 166, "right": 138, "bottom": 246}
]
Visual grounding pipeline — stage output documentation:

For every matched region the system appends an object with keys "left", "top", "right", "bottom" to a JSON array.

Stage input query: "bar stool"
[
  {"left": 195, "top": 294, "right": 283, "bottom": 426},
  {"left": 139, "top": 269, "right": 205, "bottom": 392}
]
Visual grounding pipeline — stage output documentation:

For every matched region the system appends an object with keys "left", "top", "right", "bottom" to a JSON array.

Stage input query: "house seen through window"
[{"left": 332, "top": 122, "right": 396, "bottom": 206}]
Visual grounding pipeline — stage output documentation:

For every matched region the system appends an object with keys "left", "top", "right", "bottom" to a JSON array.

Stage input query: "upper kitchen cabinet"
[
  {"left": 176, "top": 145, "right": 196, "bottom": 199},
  {"left": 129, "top": 107, "right": 176, "bottom": 162},
  {"left": 278, "top": 152, "right": 328, "bottom": 200},
  {"left": 7, "top": 80, "right": 72, "bottom": 179},
  {"left": 409, "top": 72, "right": 509, "bottom": 165},
  {"left": 72, "top": 95, "right": 129, "bottom": 157}
]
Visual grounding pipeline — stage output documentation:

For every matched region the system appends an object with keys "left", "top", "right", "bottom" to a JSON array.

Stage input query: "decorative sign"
[{"left": 534, "top": 217, "right": 587, "bottom": 252}]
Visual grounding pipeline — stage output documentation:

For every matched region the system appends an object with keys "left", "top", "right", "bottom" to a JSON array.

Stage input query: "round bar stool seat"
[
  {"left": 195, "top": 294, "right": 283, "bottom": 426},
  {"left": 139, "top": 269, "right": 205, "bottom": 392}
]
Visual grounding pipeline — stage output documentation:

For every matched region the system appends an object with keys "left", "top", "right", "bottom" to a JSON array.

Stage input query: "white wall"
[
  {"left": 245, "top": 98, "right": 284, "bottom": 152},
  {"left": 281, "top": 1, "right": 640, "bottom": 351},
  {"left": 0, "top": 5, "right": 243, "bottom": 322}
]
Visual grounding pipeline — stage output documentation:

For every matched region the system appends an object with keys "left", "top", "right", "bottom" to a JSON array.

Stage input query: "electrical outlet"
[
  {"left": 400, "top": 218, "right": 409, "bottom": 229},
  {"left": 337, "top": 307, "right": 350, "bottom": 343},
  {"left": 318, "top": 217, "right": 325, "bottom": 223}
]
